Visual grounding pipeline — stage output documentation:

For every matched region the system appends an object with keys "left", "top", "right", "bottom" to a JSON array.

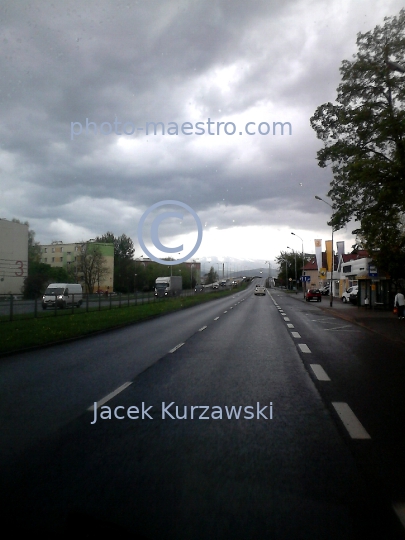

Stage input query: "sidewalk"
[{"left": 276, "top": 290, "right": 405, "bottom": 346}]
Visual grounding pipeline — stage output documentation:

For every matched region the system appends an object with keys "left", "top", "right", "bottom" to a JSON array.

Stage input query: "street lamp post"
[
  {"left": 291, "top": 232, "right": 305, "bottom": 297},
  {"left": 315, "top": 195, "right": 334, "bottom": 307},
  {"left": 284, "top": 257, "right": 288, "bottom": 289},
  {"left": 190, "top": 263, "right": 194, "bottom": 289},
  {"left": 287, "top": 247, "right": 297, "bottom": 291},
  {"left": 265, "top": 260, "right": 271, "bottom": 287}
]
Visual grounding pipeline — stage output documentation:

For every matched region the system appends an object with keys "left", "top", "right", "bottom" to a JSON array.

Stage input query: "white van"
[{"left": 42, "top": 283, "right": 83, "bottom": 309}]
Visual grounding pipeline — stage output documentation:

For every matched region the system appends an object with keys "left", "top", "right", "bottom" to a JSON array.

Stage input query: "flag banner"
[
  {"left": 325, "top": 240, "right": 332, "bottom": 272},
  {"left": 336, "top": 241, "right": 345, "bottom": 265},
  {"left": 314, "top": 239, "right": 322, "bottom": 271}
]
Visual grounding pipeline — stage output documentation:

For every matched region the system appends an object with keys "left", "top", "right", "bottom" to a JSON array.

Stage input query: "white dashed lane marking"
[
  {"left": 332, "top": 402, "right": 371, "bottom": 439},
  {"left": 283, "top": 317, "right": 290, "bottom": 321},
  {"left": 298, "top": 344, "right": 311, "bottom": 353},
  {"left": 310, "top": 364, "right": 331, "bottom": 381},
  {"left": 287, "top": 323, "right": 294, "bottom": 328},
  {"left": 169, "top": 343, "right": 185, "bottom": 353},
  {"left": 214, "top": 317, "right": 219, "bottom": 320},
  {"left": 198, "top": 326, "right": 207, "bottom": 332},
  {"left": 87, "top": 382, "right": 132, "bottom": 411},
  {"left": 291, "top": 331, "right": 301, "bottom": 338}
]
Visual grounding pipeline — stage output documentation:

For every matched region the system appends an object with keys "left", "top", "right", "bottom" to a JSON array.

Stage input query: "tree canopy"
[
  {"left": 275, "top": 250, "right": 309, "bottom": 287},
  {"left": 95, "top": 232, "right": 135, "bottom": 292},
  {"left": 310, "top": 9, "right": 405, "bottom": 276}
]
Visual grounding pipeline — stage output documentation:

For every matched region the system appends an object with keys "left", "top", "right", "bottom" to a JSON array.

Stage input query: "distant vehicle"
[
  {"left": 305, "top": 289, "right": 321, "bottom": 302},
  {"left": 42, "top": 283, "right": 83, "bottom": 309},
  {"left": 212, "top": 282, "right": 219, "bottom": 289},
  {"left": 220, "top": 280, "right": 227, "bottom": 287},
  {"left": 194, "top": 284, "right": 204, "bottom": 293},
  {"left": 319, "top": 284, "right": 330, "bottom": 296},
  {"left": 254, "top": 286, "right": 266, "bottom": 296},
  {"left": 342, "top": 286, "right": 358, "bottom": 303},
  {"left": 154, "top": 276, "right": 182, "bottom": 297}
]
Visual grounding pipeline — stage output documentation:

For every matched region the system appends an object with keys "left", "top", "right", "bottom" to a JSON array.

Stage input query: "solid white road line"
[
  {"left": 291, "top": 331, "right": 301, "bottom": 338},
  {"left": 287, "top": 323, "right": 295, "bottom": 328},
  {"left": 331, "top": 402, "right": 371, "bottom": 439},
  {"left": 169, "top": 343, "right": 185, "bottom": 353},
  {"left": 214, "top": 317, "right": 219, "bottom": 320},
  {"left": 298, "top": 344, "right": 311, "bottom": 353},
  {"left": 87, "top": 381, "right": 133, "bottom": 411},
  {"left": 310, "top": 364, "right": 331, "bottom": 381},
  {"left": 198, "top": 326, "right": 207, "bottom": 331}
]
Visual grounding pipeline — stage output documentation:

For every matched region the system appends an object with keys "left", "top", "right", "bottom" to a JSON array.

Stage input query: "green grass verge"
[{"left": 0, "top": 287, "right": 246, "bottom": 356}]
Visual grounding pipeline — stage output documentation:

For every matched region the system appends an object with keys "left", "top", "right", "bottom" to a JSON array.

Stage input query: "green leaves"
[{"left": 310, "top": 9, "right": 405, "bottom": 275}]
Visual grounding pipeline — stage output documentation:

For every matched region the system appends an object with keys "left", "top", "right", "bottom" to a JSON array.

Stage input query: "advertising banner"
[
  {"left": 314, "top": 239, "right": 322, "bottom": 271},
  {"left": 325, "top": 240, "right": 332, "bottom": 272}
]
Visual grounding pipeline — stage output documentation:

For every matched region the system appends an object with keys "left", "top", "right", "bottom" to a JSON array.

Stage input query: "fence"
[{"left": 0, "top": 289, "right": 202, "bottom": 323}]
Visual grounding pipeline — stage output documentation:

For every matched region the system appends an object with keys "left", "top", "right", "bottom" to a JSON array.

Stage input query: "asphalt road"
[{"left": 1, "top": 284, "right": 405, "bottom": 538}]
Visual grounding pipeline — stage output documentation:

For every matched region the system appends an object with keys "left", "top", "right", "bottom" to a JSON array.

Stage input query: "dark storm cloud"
[{"left": 0, "top": 0, "right": 403, "bottom": 256}]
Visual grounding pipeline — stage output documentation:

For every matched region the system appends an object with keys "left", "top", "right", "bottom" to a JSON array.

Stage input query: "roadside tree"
[
  {"left": 310, "top": 9, "right": 405, "bottom": 277},
  {"left": 79, "top": 243, "right": 109, "bottom": 294}
]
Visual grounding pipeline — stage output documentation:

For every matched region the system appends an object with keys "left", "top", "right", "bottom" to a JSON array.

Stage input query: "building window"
[
  {"left": 52, "top": 257, "right": 55, "bottom": 262},
  {"left": 44, "top": 247, "right": 47, "bottom": 253},
  {"left": 52, "top": 247, "right": 55, "bottom": 253}
]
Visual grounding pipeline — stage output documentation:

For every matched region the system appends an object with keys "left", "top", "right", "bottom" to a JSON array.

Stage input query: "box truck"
[
  {"left": 42, "top": 283, "right": 83, "bottom": 309},
  {"left": 154, "top": 276, "right": 182, "bottom": 297}
]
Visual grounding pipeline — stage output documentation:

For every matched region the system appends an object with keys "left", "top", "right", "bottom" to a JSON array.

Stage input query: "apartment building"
[
  {"left": 0, "top": 218, "right": 29, "bottom": 294},
  {"left": 39, "top": 241, "right": 114, "bottom": 293}
]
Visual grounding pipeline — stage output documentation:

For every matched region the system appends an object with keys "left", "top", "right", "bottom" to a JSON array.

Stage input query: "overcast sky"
[{"left": 1, "top": 0, "right": 403, "bottom": 269}]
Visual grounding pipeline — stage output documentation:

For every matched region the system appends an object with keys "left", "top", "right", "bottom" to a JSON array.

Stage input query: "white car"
[
  {"left": 254, "top": 286, "right": 266, "bottom": 296},
  {"left": 341, "top": 285, "right": 358, "bottom": 303}
]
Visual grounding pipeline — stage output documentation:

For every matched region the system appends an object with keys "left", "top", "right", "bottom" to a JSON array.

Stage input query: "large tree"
[
  {"left": 310, "top": 9, "right": 405, "bottom": 277},
  {"left": 96, "top": 232, "right": 135, "bottom": 292},
  {"left": 79, "top": 243, "right": 109, "bottom": 294},
  {"left": 275, "top": 250, "right": 310, "bottom": 288}
]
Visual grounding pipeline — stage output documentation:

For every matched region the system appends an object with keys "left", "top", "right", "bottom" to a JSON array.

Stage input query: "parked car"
[
  {"left": 305, "top": 289, "right": 322, "bottom": 302},
  {"left": 212, "top": 282, "right": 219, "bottom": 289},
  {"left": 349, "top": 291, "right": 358, "bottom": 305},
  {"left": 342, "top": 286, "right": 358, "bottom": 303},
  {"left": 194, "top": 284, "right": 204, "bottom": 293},
  {"left": 254, "top": 286, "right": 266, "bottom": 296}
]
